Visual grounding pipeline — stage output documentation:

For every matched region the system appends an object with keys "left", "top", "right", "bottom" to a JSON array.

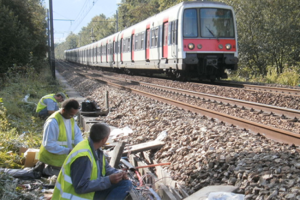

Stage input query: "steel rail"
[
  {"left": 77, "top": 72, "right": 300, "bottom": 145},
  {"left": 74, "top": 69, "right": 300, "bottom": 120},
  {"left": 243, "top": 84, "right": 300, "bottom": 96},
  {"left": 137, "top": 82, "right": 300, "bottom": 120},
  {"left": 76, "top": 70, "right": 300, "bottom": 120},
  {"left": 130, "top": 86, "right": 300, "bottom": 145}
]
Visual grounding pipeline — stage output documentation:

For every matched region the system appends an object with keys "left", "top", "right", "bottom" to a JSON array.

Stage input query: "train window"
[
  {"left": 141, "top": 32, "right": 144, "bottom": 50},
  {"left": 183, "top": 9, "right": 198, "bottom": 38},
  {"left": 127, "top": 38, "right": 131, "bottom": 52},
  {"left": 115, "top": 41, "right": 118, "bottom": 54},
  {"left": 135, "top": 34, "right": 139, "bottom": 50},
  {"left": 151, "top": 28, "right": 159, "bottom": 47},
  {"left": 200, "top": 8, "right": 234, "bottom": 38},
  {"left": 123, "top": 38, "right": 127, "bottom": 53},
  {"left": 171, "top": 21, "right": 177, "bottom": 44}
]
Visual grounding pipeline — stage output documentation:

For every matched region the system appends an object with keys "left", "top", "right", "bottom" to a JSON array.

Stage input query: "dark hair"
[
  {"left": 61, "top": 99, "right": 80, "bottom": 110},
  {"left": 90, "top": 123, "right": 110, "bottom": 142}
]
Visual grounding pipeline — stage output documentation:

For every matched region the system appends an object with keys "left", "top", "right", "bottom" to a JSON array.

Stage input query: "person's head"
[
  {"left": 55, "top": 92, "right": 66, "bottom": 103},
  {"left": 61, "top": 99, "right": 80, "bottom": 119},
  {"left": 90, "top": 123, "right": 111, "bottom": 148}
]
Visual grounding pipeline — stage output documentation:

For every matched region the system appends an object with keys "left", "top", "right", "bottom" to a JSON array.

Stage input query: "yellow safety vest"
[
  {"left": 52, "top": 139, "right": 106, "bottom": 200},
  {"left": 36, "top": 93, "right": 57, "bottom": 113},
  {"left": 38, "top": 111, "right": 75, "bottom": 167}
]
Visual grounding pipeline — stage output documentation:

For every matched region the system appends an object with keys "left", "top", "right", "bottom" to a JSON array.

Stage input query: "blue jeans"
[
  {"left": 38, "top": 108, "right": 48, "bottom": 118},
  {"left": 94, "top": 180, "right": 132, "bottom": 200}
]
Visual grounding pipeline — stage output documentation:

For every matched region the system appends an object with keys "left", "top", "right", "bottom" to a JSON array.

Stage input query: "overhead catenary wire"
[{"left": 71, "top": 0, "right": 100, "bottom": 33}]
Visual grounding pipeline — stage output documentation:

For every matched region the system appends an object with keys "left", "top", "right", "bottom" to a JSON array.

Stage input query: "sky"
[{"left": 45, "top": 0, "right": 120, "bottom": 43}]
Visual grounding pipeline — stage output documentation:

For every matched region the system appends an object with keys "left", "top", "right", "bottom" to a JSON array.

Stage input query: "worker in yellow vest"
[
  {"left": 52, "top": 123, "right": 132, "bottom": 200},
  {"left": 36, "top": 92, "right": 66, "bottom": 118},
  {"left": 38, "top": 99, "right": 83, "bottom": 176}
]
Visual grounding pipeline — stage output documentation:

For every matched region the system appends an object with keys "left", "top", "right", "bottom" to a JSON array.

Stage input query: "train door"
[
  {"left": 93, "top": 45, "right": 95, "bottom": 63},
  {"left": 163, "top": 22, "right": 169, "bottom": 59},
  {"left": 113, "top": 41, "right": 115, "bottom": 63},
  {"left": 100, "top": 45, "right": 102, "bottom": 63},
  {"left": 120, "top": 38, "right": 123, "bottom": 63},
  {"left": 95, "top": 45, "right": 98, "bottom": 63},
  {"left": 171, "top": 20, "right": 178, "bottom": 58},
  {"left": 131, "top": 34, "right": 134, "bottom": 61},
  {"left": 106, "top": 43, "right": 108, "bottom": 63},
  {"left": 146, "top": 28, "right": 150, "bottom": 60}
]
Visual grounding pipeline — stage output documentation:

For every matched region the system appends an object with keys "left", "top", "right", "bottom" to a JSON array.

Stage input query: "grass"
[
  {"left": 0, "top": 61, "right": 64, "bottom": 169},
  {"left": 228, "top": 65, "right": 300, "bottom": 86}
]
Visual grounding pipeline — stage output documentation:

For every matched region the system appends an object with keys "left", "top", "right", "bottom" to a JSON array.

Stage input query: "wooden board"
[{"left": 122, "top": 141, "right": 165, "bottom": 156}]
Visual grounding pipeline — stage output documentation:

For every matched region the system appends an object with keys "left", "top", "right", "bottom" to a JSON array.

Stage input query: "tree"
[
  {"left": 223, "top": 0, "right": 300, "bottom": 79},
  {"left": 0, "top": 0, "right": 47, "bottom": 73}
]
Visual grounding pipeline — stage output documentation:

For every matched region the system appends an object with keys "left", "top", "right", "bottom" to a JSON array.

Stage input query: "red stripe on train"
[{"left": 183, "top": 39, "right": 236, "bottom": 52}]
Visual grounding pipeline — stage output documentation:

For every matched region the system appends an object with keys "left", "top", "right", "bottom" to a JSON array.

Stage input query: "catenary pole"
[
  {"left": 49, "top": 0, "right": 56, "bottom": 79},
  {"left": 47, "top": 9, "right": 51, "bottom": 66}
]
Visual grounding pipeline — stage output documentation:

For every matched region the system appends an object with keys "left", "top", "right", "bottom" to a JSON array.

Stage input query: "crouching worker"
[
  {"left": 36, "top": 92, "right": 66, "bottom": 118},
  {"left": 52, "top": 123, "right": 132, "bottom": 200},
  {"left": 38, "top": 99, "right": 83, "bottom": 176}
]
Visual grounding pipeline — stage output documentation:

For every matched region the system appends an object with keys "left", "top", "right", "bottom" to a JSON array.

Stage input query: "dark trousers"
[{"left": 94, "top": 180, "right": 132, "bottom": 200}]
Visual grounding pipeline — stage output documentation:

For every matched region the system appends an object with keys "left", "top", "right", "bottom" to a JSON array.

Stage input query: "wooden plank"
[
  {"left": 177, "top": 184, "right": 189, "bottom": 198},
  {"left": 129, "top": 189, "right": 140, "bottom": 200},
  {"left": 143, "top": 151, "right": 154, "bottom": 164},
  {"left": 109, "top": 142, "right": 125, "bottom": 168},
  {"left": 158, "top": 184, "right": 178, "bottom": 200},
  {"left": 183, "top": 185, "right": 238, "bottom": 200},
  {"left": 122, "top": 141, "right": 165, "bottom": 156}
]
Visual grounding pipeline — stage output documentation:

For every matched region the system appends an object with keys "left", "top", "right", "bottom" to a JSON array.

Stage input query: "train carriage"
[{"left": 65, "top": 1, "right": 238, "bottom": 81}]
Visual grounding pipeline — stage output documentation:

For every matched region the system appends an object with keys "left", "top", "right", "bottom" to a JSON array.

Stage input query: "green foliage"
[
  {"left": 0, "top": 0, "right": 47, "bottom": 74},
  {"left": 0, "top": 172, "right": 16, "bottom": 198},
  {"left": 275, "top": 66, "right": 300, "bottom": 86},
  {"left": 0, "top": 65, "right": 64, "bottom": 169},
  {"left": 223, "top": 0, "right": 300, "bottom": 82}
]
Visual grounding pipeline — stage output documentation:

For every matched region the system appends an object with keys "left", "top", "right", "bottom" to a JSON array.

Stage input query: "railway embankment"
[{"left": 55, "top": 62, "right": 300, "bottom": 199}]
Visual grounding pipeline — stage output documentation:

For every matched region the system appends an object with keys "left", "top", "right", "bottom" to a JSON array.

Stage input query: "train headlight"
[
  {"left": 225, "top": 44, "right": 232, "bottom": 50},
  {"left": 197, "top": 44, "right": 202, "bottom": 49},
  {"left": 218, "top": 44, "right": 223, "bottom": 49},
  {"left": 188, "top": 43, "right": 195, "bottom": 50}
]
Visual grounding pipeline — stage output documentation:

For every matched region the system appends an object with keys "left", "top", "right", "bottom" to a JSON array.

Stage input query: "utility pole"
[
  {"left": 91, "top": 28, "right": 95, "bottom": 43},
  {"left": 49, "top": 0, "right": 56, "bottom": 79},
  {"left": 47, "top": 9, "right": 51, "bottom": 66}
]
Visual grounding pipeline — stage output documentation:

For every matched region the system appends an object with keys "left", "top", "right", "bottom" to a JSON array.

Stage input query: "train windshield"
[
  {"left": 200, "top": 8, "right": 235, "bottom": 38},
  {"left": 183, "top": 9, "right": 198, "bottom": 38},
  {"left": 183, "top": 8, "right": 235, "bottom": 38}
]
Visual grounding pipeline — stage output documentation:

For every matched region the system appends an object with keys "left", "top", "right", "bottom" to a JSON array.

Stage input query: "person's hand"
[
  {"left": 109, "top": 172, "right": 123, "bottom": 184},
  {"left": 122, "top": 172, "right": 129, "bottom": 180}
]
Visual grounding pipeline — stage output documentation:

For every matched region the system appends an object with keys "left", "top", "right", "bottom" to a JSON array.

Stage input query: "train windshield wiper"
[{"left": 206, "top": 26, "right": 219, "bottom": 41}]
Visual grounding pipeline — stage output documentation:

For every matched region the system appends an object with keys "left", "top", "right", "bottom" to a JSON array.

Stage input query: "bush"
[{"left": 0, "top": 63, "right": 64, "bottom": 169}]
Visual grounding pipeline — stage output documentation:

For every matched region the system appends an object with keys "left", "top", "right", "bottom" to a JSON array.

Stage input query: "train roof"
[
  {"left": 183, "top": 1, "right": 227, "bottom": 6},
  {"left": 67, "top": 0, "right": 232, "bottom": 51}
]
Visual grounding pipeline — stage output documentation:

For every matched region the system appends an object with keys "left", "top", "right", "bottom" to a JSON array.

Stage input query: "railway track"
[
  {"left": 60, "top": 60, "right": 300, "bottom": 96},
  {"left": 56, "top": 60, "right": 300, "bottom": 198},
  {"left": 64, "top": 64, "right": 300, "bottom": 146}
]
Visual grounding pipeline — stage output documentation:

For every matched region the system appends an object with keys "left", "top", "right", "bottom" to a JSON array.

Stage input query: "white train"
[{"left": 65, "top": 1, "right": 238, "bottom": 81}]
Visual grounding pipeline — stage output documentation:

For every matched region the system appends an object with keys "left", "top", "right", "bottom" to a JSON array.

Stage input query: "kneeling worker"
[
  {"left": 38, "top": 99, "right": 83, "bottom": 176},
  {"left": 52, "top": 123, "right": 132, "bottom": 200},
  {"left": 36, "top": 92, "right": 66, "bottom": 118}
]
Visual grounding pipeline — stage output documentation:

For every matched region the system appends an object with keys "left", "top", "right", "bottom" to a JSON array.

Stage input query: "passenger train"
[{"left": 64, "top": 1, "right": 238, "bottom": 81}]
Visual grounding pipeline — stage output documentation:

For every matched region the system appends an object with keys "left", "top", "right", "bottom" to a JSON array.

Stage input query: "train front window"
[
  {"left": 183, "top": 9, "right": 198, "bottom": 38},
  {"left": 200, "top": 8, "right": 234, "bottom": 38}
]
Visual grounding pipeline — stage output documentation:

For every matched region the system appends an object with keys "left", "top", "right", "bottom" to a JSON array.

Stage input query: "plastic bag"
[
  {"left": 111, "top": 126, "right": 133, "bottom": 140},
  {"left": 207, "top": 192, "right": 245, "bottom": 200},
  {"left": 155, "top": 130, "right": 168, "bottom": 141},
  {"left": 0, "top": 167, "right": 41, "bottom": 180}
]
